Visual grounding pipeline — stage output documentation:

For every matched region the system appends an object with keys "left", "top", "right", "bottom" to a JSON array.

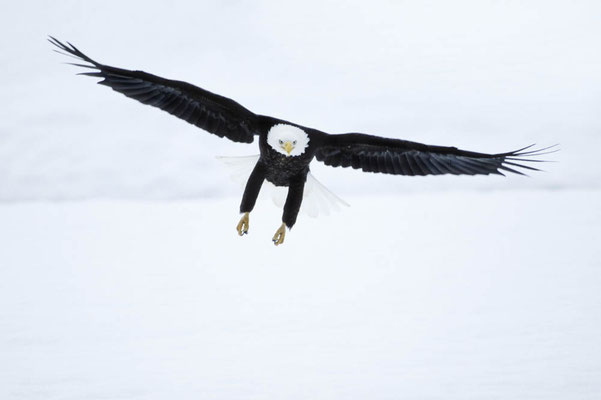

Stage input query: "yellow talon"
[
  {"left": 272, "top": 223, "right": 286, "bottom": 246},
  {"left": 236, "top": 212, "right": 249, "bottom": 236}
]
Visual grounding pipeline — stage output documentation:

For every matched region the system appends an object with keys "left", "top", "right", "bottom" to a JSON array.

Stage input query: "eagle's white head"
[{"left": 267, "top": 124, "right": 310, "bottom": 157}]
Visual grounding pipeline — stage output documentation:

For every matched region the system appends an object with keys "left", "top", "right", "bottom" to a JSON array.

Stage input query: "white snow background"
[{"left": 1, "top": 1, "right": 600, "bottom": 399}]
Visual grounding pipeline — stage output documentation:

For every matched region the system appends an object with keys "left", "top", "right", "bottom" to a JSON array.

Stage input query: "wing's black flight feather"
[
  {"left": 315, "top": 133, "right": 555, "bottom": 177},
  {"left": 49, "top": 37, "right": 257, "bottom": 143}
]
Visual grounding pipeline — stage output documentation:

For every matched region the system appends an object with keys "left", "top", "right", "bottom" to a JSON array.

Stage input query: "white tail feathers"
[
  {"left": 215, "top": 155, "right": 260, "bottom": 186},
  {"left": 216, "top": 155, "right": 349, "bottom": 218}
]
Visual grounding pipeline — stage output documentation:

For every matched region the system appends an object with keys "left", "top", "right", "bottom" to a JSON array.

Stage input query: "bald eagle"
[{"left": 49, "top": 37, "right": 554, "bottom": 245}]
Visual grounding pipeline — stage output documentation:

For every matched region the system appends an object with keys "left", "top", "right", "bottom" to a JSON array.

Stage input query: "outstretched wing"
[
  {"left": 49, "top": 37, "right": 258, "bottom": 143},
  {"left": 315, "top": 133, "right": 555, "bottom": 176}
]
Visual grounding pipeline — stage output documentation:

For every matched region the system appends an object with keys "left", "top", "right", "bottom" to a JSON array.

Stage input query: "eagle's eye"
[
  {"left": 279, "top": 140, "right": 283, "bottom": 145},
  {"left": 293, "top": 140, "right": 297, "bottom": 145}
]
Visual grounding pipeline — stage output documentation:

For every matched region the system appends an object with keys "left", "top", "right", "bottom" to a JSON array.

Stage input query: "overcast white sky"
[{"left": 1, "top": 0, "right": 600, "bottom": 200}]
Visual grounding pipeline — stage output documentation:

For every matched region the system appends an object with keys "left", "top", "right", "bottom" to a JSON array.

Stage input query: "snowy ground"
[{"left": 1, "top": 189, "right": 600, "bottom": 399}]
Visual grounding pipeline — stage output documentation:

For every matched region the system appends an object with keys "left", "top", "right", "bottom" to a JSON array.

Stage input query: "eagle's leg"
[
  {"left": 238, "top": 162, "right": 265, "bottom": 236},
  {"left": 272, "top": 223, "right": 286, "bottom": 245},
  {"left": 237, "top": 212, "right": 249, "bottom": 236},
  {"left": 273, "top": 176, "right": 306, "bottom": 246}
]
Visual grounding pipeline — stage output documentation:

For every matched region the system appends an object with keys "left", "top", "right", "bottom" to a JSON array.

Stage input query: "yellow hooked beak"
[{"left": 283, "top": 141, "right": 293, "bottom": 155}]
